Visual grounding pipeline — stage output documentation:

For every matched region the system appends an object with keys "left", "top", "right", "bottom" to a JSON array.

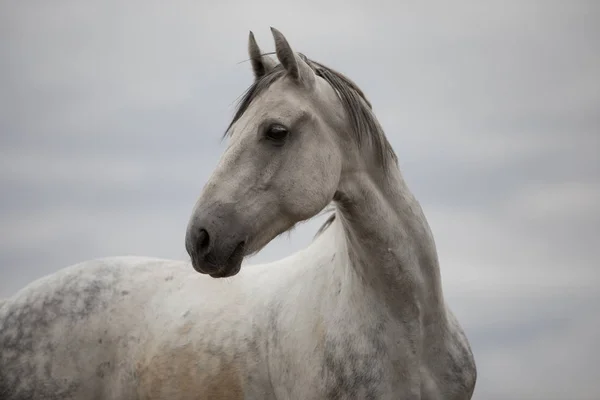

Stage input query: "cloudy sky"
[{"left": 1, "top": 1, "right": 598, "bottom": 398}]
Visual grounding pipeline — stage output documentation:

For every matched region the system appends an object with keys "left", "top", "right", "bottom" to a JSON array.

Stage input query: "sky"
[{"left": 1, "top": 1, "right": 599, "bottom": 398}]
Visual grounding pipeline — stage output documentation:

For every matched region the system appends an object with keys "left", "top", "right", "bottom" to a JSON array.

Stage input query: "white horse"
[{"left": 0, "top": 28, "right": 476, "bottom": 399}]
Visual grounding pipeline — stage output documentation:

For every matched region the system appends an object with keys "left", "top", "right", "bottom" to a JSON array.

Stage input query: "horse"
[{"left": 0, "top": 28, "right": 476, "bottom": 399}]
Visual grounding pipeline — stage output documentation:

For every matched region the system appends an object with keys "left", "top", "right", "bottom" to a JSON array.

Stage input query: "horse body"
[
  {"left": 0, "top": 28, "right": 476, "bottom": 399},
  {"left": 1, "top": 223, "right": 474, "bottom": 399}
]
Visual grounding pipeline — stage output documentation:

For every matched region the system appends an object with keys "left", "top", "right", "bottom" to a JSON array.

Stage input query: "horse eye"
[{"left": 265, "top": 124, "right": 289, "bottom": 144}]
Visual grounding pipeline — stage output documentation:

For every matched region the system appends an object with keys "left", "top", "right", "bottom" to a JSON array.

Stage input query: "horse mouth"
[{"left": 205, "top": 241, "right": 245, "bottom": 278}]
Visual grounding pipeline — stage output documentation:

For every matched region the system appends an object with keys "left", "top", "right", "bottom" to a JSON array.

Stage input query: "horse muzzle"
[{"left": 185, "top": 203, "right": 248, "bottom": 278}]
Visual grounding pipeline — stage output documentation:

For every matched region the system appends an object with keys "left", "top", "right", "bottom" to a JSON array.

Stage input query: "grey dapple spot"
[{"left": 1, "top": 28, "right": 476, "bottom": 399}]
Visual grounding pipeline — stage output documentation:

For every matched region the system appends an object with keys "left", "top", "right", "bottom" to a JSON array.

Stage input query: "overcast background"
[{"left": 1, "top": 1, "right": 599, "bottom": 399}]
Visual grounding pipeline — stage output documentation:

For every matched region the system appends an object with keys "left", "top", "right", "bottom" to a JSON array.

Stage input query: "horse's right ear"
[{"left": 248, "top": 31, "right": 276, "bottom": 80}]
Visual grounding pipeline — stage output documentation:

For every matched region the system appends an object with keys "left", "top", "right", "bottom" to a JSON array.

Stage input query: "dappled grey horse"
[{"left": 0, "top": 28, "right": 476, "bottom": 399}]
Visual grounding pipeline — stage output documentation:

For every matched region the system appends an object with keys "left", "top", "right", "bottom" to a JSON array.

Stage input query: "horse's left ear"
[
  {"left": 248, "top": 31, "right": 277, "bottom": 80},
  {"left": 270, "top": 27, "right": 315, "bottom": 88}
]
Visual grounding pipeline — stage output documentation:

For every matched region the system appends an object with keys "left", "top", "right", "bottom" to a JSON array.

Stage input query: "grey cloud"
[{"left": 452, "top": 289, "right": 600, "bottom": 400}]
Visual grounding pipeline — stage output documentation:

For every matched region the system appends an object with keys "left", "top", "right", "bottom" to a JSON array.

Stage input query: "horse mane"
[
  {"left": 313, "top": 213, "right": 336, "bottom": 239},
  {"left": 226, "top": 54, "right": 398, "bottom": 236}
]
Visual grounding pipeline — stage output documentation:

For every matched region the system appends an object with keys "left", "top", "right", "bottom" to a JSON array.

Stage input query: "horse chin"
[
  {"left": 208, "top": 262, "right": 241, "bottom": 278},
  {"left": 193, "top": 258, "right": 243, "bottom": 279}
]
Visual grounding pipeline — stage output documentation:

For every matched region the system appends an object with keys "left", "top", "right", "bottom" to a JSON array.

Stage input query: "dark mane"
[
  {"left": 225, "top": 55, "right": 398, "bottom": 167},
  {"left": 314, "top": 213, "right": 336, "bottom": 239}
]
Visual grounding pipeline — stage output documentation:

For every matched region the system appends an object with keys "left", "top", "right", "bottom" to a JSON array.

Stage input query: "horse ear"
[
  {"left": 248, "top": 31, "right": 277, "bottom": 80},
  {"left": 270, "top": 27, "right": 315, "bottom": 88}
]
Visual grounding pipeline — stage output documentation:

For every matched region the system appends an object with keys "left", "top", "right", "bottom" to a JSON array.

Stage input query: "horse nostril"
[{"left": 197, "top": 229, "right": 210, "bottom": 253}]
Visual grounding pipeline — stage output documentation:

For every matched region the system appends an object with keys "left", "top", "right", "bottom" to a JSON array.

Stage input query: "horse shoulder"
[
  {"left": 135, "top": 340, "right": 244, "bottom": 400},
  {"left": 132, "top": 282, "right": 271, "bottom": 400}
]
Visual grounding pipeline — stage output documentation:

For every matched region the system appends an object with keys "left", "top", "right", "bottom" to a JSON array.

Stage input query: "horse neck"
[{"left": 333, "top": 157, "right": 447, "bottom": 324}]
